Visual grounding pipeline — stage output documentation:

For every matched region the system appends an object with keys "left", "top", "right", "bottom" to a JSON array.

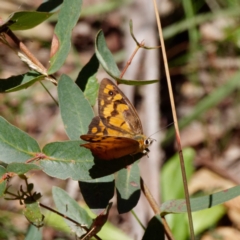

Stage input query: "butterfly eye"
[{"left": 144, "top": 138, "right": 153, "bottom": 146}]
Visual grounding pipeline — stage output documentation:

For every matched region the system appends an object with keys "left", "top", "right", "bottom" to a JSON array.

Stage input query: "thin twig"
[
  {"left": 39, "top": 203, "right": 101, "bottom": 240},
  {"left": 39, "top": 202, "right": 89, "bottom": 231},
  {"left": 26, "top": 153, "right": 46, "bottom": 163},
  {"left": 140, "top": 178, "right": 174, "bottom": 240},
  {"left": 40, "top": 82, "right": 59, "bottom": 106},
  {"left": 120, "top": 41, "right": 145, "bottom": 79},
  {"left": 131, "top": 209, "right": 146, "bottom": 230},
  {"left": 152, "top": 0, "right": 195, "bottom": 239}
]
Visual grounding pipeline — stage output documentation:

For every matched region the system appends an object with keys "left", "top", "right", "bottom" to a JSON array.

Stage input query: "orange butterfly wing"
[{"left": 80, "top": 79, "right": 148, "bottom": 160}]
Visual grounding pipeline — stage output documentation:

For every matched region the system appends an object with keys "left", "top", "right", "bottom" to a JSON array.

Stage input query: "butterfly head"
[{"left": 142, "top": 137, "right": 154, "bottom": 155}]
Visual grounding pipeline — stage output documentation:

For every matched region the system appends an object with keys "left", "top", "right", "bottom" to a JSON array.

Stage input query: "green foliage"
[
  {"left": 0, "top": 71, "right": 44, "bottom": 92},
  {"left": 1, "top": 0, "right": 240, "bottom": 239},
  {"left": 161, "top": 149, "right": 227, "bottom": 239},
  {"left": 53, "top": 187, "right": 92, "bottom": 237},
  {"left": 115, "top": 163, "right": 141, "bottom": 213},
  {"left": 6, "top": 11, "right": 53, "bottom": 31},
  {"left": 95, "top": 30, "right": 159, "bottom": 85},
  {"left": 58, "top": 75, "right": 94, "bottom": 139},
  {"left": 25, "top": 225, "right": 42, "bottom": 240},
  {"left": 0, "top": 117, "right": 41, "bottom": 163},
  {"left": 47, "top": 0, "right": 83, "bottom": 74}
]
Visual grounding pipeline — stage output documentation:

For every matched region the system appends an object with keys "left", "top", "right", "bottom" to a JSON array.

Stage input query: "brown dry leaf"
[{"left": 201, "top": 227, "right": 240, "bottom": 240}]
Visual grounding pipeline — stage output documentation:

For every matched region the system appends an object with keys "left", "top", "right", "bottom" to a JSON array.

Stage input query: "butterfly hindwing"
[{"left": 98, "top": 79, "right": 143, "bottom": 135}]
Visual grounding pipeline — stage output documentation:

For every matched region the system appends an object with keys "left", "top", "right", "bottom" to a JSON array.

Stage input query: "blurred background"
[{"left": 1, "top": 0, "right": 240, "bottom": 239}]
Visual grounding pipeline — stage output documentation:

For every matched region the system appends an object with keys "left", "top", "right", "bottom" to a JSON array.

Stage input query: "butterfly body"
[{"left": 80, "top": 78, "right": 152, "bottom": 160}]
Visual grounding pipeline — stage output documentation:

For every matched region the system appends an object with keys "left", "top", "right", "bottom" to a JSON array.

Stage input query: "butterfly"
[{"left": 80, "top": 78, "right": 153, "bottom": 160}]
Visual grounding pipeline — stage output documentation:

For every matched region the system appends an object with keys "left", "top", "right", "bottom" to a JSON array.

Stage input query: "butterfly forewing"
[{"left": 81, "top": 136, "right": 142, "bottom": 160}]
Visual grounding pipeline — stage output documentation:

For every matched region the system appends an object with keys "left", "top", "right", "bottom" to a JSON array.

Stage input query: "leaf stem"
[
  {"left": 120, "top": 41, "right": 144, "bottom": 79},
  {"left": 131, "top": 209, "right": 146, "bottom": 230},
  {"left": 140, "top": 178, "right": 174, "bottom": 240},
  {"left": 40, "top": 82, "right": 59, "bottom": 106}
]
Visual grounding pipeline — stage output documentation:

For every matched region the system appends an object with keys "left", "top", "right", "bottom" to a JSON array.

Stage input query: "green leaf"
[
  {"left": 83, "top": 76, "right": 99, "bottom": 106},
  {"left": 23, "top": 202, "right": 44, "bottom": 227},
  {"left": 142, "top": 215, "right": 165, "bottom": 240},
  {"left": 7, "top": 163, "right": 40, "bottom": 175},
  {"left": 95, "top": 30, "right": 120, "bottom": 77},
  {"left": 0, "top": 166, "right": 7, "bottom": 177},
  {"left": 161, "top": 185, "right": 240, "bottom": 215},
  {"left": 0, "top": 117, "right": 41, "bottom": 164},
  {"left": 44, "top": 211, "right": 70, "bottom": 233},
  {"left": 25, "top": 225, "right": 42, "bottom": 240},
  {"left": 193, "top": 205, "right": 225, "bottom": 235},
  {"left": 48, "top": 0, "right": 83, "bottom": 74},
  {"left": 52, "top": 186, "right": 92, "bottom": 237},
  {"left": 0, "top": 71, "right": 44, "bottom": 93},
  {"left": 163, "top": 70, "right": 240, "bottom": 145},
  {"left": 58, "top": 75, "right": 94, "bottom": 140},
  {"left": 98, "top": 221, "right": 133, "bottom": 240},
  {"left": 161, "top": 148, "right": 195, "bottom": 202},
  {"left": 6, "top": 11, "right": 54, "bottom": 31},
  {"left": 79, "top": 176, "right": 114, "bottom": 209},
  {"left": 37, "top": 0, "right": 63, "bottom": 12},
  {"left": 40, "top": 140, "right": 95, "bottom": 180},
  {"left": 115, "top": 162, "right": 140, "bottom": 213},
  {"left": 75, "top": 53, "right": 99, "bottom": 91},
  {"left": 95, "top": 30, "right": 158, "bottom": 85},
  {"left": 0, "top": 166, "right": 7, "bottom": 197}
]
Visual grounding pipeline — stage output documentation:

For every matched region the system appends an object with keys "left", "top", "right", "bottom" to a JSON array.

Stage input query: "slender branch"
[
  {"left": 120, "top": 41, "right": 145, "bottom": 79},
  {"left": 39, "top": 202, "right": 88, "bottom": 231},
  {"left": 152, "top": 0, "right": 195, "bottom": 239},
  {"left": 26, "top": 153, "right": 46, "bottom": 163},
  {"left": 39, "top": 203, "right": 101, "bottom": 240},
  {"left": 140, "top": 178, "right": 174, "bottom": 240},
  {"left": 131, "top": 209, "right": 146, "bottom": 230},
  {"left": 40, "top": 82, "right": 59, "bottom": 106}
]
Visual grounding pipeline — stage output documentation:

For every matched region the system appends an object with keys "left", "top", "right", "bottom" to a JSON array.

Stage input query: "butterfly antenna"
[{"left": 148, "top": 122, "right": 174, "bottom": 138}]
